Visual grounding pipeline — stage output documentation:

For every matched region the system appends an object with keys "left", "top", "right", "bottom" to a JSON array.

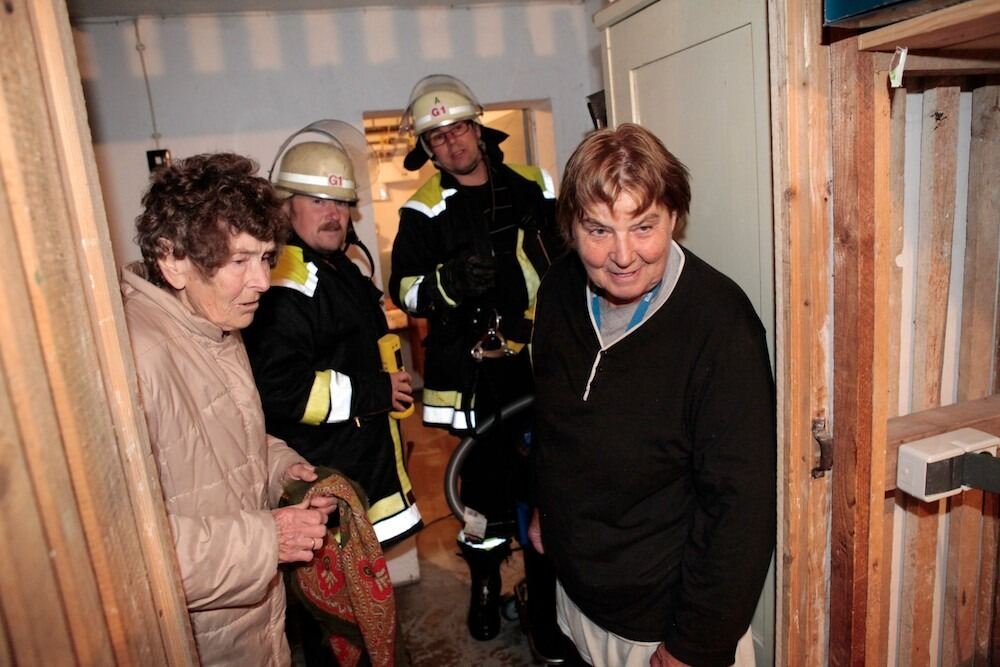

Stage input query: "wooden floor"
[{"left": 399, "top": 414, "right": 466, "bottom": 580}]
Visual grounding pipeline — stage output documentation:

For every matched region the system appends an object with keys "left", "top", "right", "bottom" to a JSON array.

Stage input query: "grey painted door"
[{"left": 596, "top": 0, "right": 776, "bottom": 663}]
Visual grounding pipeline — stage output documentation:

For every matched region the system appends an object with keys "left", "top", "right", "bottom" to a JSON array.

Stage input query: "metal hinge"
[{"left": 811, "top": 418, "right": 834, "bottom": 478}]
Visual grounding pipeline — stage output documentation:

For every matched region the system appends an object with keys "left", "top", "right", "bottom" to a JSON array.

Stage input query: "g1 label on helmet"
[
  {"left": 430, "top": 100, "right": 448, "bottom": 117},
  {"left": 328, "top": 174, "right": 344, "bottom": 187}
]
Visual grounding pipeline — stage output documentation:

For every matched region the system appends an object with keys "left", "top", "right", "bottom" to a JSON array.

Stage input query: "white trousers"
[{"left": 556, "top": 581, "right": 756, "bottom": 667}]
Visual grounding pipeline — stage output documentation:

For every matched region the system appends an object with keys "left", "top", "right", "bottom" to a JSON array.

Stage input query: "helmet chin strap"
[
  {"left": 451, "top": 152, "right": 484, "bottom": 177},
  {"left": 343, "top": 221, "right": 377, "bottom": 279},
  {"left": 462, "top": 139, "right": 489, "bottom": 175},
  {"left": 420, "top": 136, "right": 435, "bottom": 165}
]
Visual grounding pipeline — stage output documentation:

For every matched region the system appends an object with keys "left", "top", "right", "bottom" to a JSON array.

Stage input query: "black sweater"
[{"left": 531, "top": 248, "right": 776, "bottom": 667}]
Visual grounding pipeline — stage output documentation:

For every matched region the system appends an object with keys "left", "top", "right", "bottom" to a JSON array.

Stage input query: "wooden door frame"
[
  {"left": 1, "top": 1, "right": 196, "bottom": 663},
  {"left": 768, "top": 0, "right": 835, "bottom": 663}
]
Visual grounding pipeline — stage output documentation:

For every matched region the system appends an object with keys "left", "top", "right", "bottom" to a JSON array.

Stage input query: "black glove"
[{"left": 439, "top": 254, "right": 497, "bottom": 300}]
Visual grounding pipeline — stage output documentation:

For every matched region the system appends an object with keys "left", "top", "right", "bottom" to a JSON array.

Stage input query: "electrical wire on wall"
[{"left": 133, "top": 19, "right": 171, "bottom": 170}]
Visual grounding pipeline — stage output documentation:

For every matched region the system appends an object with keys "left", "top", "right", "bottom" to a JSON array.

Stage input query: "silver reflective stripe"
[
  {"left": 540, "top": 169, "right": 556, "bottom": 199},
  {"left": 422, "top": 403, "right": 475, "bottom": 430},
  {"left": 401, "top": 188, "right": 456, "bottom": 219},
  {"left": 373, "top": 504, "right": 423, "bottom": 543},
  {"left": 277, "top": 171, "right": 355, "bottom": 190},
  {"left": 326, "top": 370, "right": 353, "bottom": 423},
  {"left": 403, "top": 276, "right": 423, "bottom": 311}
]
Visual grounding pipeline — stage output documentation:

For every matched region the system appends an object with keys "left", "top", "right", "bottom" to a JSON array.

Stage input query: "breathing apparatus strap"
[{"left": 345, "top": 222, "right": 376, "bottom": 279}]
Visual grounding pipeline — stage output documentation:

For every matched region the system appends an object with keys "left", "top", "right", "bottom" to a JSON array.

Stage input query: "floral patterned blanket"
[{"left": 284, "top": 468, "right": 406, "bottom": 667}]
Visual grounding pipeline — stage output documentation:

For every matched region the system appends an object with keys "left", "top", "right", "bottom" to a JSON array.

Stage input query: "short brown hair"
[
  {"left": 556, "top": 123, "right": 690, "bottom": 243},
  {"left": 135, "top": 153, "right": 287, "bottom": 287}
]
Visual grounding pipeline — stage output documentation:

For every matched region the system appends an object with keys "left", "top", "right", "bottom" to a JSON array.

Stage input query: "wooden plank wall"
[
  {"left": 0, "top": 1, "right": 197, "bottom": 664},
  {"left": 897, "top": 79, "right": 961, "bottom": 667},
  {"left": 963, "top": 79, "right": 1000, "bottom": 665},
  {"left": 828, "top": 37, "right": 1000, "bottom": 664},
  {"left": 881, "top": 84, "right": 908, "bottom": 665},
  {"left": 830, "top": 38, "right": 891, "bottom": 667},
  {"left": 886, "top": 76, "right": 1000, "bottom": 666}
]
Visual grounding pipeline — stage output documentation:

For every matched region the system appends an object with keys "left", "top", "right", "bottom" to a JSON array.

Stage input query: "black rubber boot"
[{"left": 458, "top": 537, "right": 511, "bottom": 641}]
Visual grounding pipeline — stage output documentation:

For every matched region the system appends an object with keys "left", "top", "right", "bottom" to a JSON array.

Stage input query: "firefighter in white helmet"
[
  {"left": 389, "top": 74, "right": 566, "bottom": 663},
  {"left": 244, "top": 135, "right": 422, "bottom": 663}
]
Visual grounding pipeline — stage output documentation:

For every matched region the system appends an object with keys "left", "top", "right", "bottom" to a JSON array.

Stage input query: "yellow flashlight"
[{"left": 378, "top": 333, "right": 415, "bottom": 420}]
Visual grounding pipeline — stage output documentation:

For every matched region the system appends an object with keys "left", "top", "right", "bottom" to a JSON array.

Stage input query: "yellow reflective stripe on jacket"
[
  {"left": 507, "top": 164, "right": 556, "bottom": 199},
  {"left": 434, "top": 264, "right": 457, "bottom": 307},
  {"left": 388, "top": 416, "right": 413, "bottom": 496},
  {"left": 271, "top": 245, "right": 319, "bottom": 297},
  {"left": 421, "top": 388, "right": 467, "bottom": 414},
  {"left": 515, "top": 228, "right": 540, "bottom": 315},
  {"left": 422, "top": 387, "right": 461, "bottom": 406},
  {"left": 399, "top": 267, "right": 457, "bottom": 310},
  {"left": 421, "top": 388, "right": 474, "bottom": 427},
  {"left": 300, "top": 369, "right": 331, "bottom": 425},
  {"left": 369, "top": 492, "right": 406, "bottom": 525},
  {"left": 365, "top": 417, "right": 417, "bottom": 538},
  {"left": 401, "top": 173, "right": 456, "bottom": 219}
]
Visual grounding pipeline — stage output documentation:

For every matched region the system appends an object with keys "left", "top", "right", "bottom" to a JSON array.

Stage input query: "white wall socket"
[{"left": 896, "top": 427, "right": 999, "bottom": 502}]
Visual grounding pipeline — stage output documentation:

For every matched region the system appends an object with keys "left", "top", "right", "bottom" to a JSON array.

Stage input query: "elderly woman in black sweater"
[{"left": 530, "top": 124, "right": 775, "bottom": 667}]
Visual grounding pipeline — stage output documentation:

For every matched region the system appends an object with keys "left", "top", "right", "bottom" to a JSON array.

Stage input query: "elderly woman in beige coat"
[{"left": 121, "top": 153, "right": 335, "bottom": 666}]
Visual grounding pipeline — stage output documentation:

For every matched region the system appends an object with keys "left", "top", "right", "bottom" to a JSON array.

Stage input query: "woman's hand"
[
  {"left": 284, "top": 463, "right": 337, "bottom": 524},
  {"left": 281, "top": 463, "right": 336, "bottom": 518},
  {"left": 389, "top": 370, "right": 413, "bottom": 412},
  {"left": 272, "top": 500, "right": 328, "bottom": 564},
  {"left": 283, "top": 461, "right": 318, "bottom": 483}
]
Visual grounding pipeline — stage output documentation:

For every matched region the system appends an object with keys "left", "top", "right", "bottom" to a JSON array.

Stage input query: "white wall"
[{"left": 72, "top": 1, "right": 605, "bottom": 274}]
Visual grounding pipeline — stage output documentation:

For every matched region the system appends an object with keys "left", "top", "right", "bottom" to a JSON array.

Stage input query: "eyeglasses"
[{"left": 425, "top": 121, "right": 472, "bottom": 148}]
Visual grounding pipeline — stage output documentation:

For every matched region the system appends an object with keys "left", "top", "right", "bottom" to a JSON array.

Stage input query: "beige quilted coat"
[{"left": 122, "top": 266, "right": 306, "bottom": 666}]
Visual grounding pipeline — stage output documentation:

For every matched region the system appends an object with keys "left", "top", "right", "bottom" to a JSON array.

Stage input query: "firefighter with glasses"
[{"left": 389, "top": 74, "right": 564, "bottom": 662}]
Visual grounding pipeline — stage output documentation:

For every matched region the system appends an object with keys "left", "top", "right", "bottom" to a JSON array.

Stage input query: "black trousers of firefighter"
[{"left": 457, "top": 354, "right": 565, "bottom": 664}]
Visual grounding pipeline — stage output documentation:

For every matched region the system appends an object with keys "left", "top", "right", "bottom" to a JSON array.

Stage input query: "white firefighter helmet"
[
  {"left": 272, "top": 140, "right": 358, "bottom": 203},
  {"left": 400, "top": 74, "right": 511, "bottom": 171},
  {"left": 400, "top": 74, "right": 484, "bottom": 137}
]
